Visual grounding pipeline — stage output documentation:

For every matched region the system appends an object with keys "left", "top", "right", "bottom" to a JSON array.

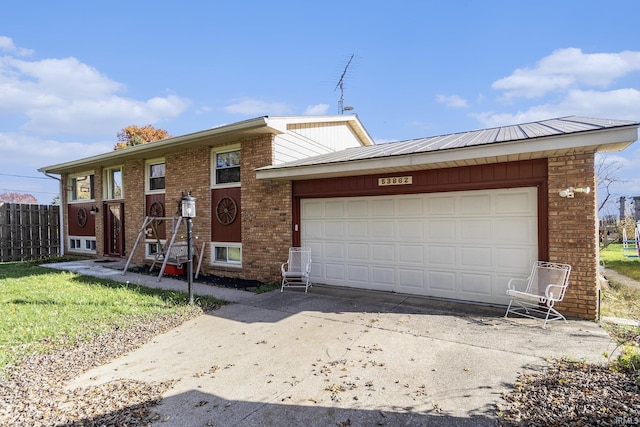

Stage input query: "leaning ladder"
[{"left": 622, "top": 225, "right": 640, "bottom": 258}]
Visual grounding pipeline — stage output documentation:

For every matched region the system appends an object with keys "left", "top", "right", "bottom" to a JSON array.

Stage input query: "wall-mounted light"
[
  {"left": 90, "top": 204, "right": 99, "bottom": 215},
  {"left": 559, "top": 186, "right": 591, "bottom": 198}
]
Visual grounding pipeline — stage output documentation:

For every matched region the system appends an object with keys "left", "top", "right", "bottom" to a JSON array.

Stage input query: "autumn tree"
[
  {"left": 0, "top": 192, "right": 38, "bottom": 204},
  {"left": 113, "top": 125, "right": 171, "bottom": 150}
]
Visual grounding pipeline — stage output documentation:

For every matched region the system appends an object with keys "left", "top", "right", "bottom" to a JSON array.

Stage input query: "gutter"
[{"left": 43, "top": 172, "right": 64, "bottom": 257}]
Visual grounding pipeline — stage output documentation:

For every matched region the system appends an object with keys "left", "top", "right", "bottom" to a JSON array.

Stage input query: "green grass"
[
  {"left": 0, "top": 260, "right": 225, "bottom": 370},
  {"left": 600, "top": 243, "right": 640, "bottom": 281}
]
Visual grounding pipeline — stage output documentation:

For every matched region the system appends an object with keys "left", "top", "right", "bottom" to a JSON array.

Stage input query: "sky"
[{"left": 1, "top": 0, "right": 639, "bottom": 216}]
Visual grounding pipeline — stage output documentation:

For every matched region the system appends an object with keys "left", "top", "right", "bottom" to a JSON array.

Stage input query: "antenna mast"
[{"left": 334, "top": 54, "right": 354, "bottom": 114}]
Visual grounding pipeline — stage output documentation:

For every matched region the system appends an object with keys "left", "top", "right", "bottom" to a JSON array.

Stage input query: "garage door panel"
[
  {"left": 459, "top": 194, "right": 491, "bottom": 214},
  {"left": 429, "top": 245, "right": 456, "bottom": 266},
  {"left": 324, "top": 263, "right": 345, "bottom": 280},
  {"left": 460, "top": 246, "right": 491, "bottom": 268},
  {"left": 302, "top": 201, "right": 324, "bottom": 218},
  {"left": 460, "top": 220, "right": 492, "bottom": 241},
  {"left": 372, "top": 221, "right": 395, "bottom": 239},
  {"left": 347, "top": 200, "right": 368, "bottom": 217},
  {"left": 324, "top": 242, "right": 344, "bottom": 259},
  {"left": 428, "top": 270, "right": 456, "bottom": 291},
  {"left": 325, "top": 201, "right": 345, "bottom": 217},
  {"left": 371, "top": 267, "right": 395, "bottom": 288},
  {"left": 303, "top": 221, "right": 323, "bottom": 239},
  {"left": 347, "top": 265, "right": 369, "bottom": 283},
  {"left": 399, "top": 221, "right": 424, "bottom": 240},
  {"left": 495, "top": 192, "right": 534, "bottom": 214},
  {"left": 399, "top": 244, "right": 424, "bottom": 265},
  {"left": 427, "top": 196, "right": 455, "bottom": 215},
  {"left": 347, "top": 221, "right": 368, "bottom": 239},
  {"left": 302, "top": 187, "right": 537, "bottom": 305},
  {"left": 398, "top": 197, "right": 424, "bottom": 215},
  {"left": 372, "top": 244, "right": 395, "bottom": 263},
  {"left": 325, "top": 222, "right": 344, "bottom": 238},
  {"left": 427, "top": 220, "right": 456, "bottom": 241},
  {"left": 460, "top": 272, "right": 492, "bottom": 295},
  {"left": 347, "top": 243, "right": 368, "bottom": 260},
  {"left": 372, "top": 198, "right": 395, "bottom": 217},
  {"left": 494, "top": 218, "right": 536, "bottom": 242},
  {"left": 399, "top": 269, "right": 423, "bottom": 288}
]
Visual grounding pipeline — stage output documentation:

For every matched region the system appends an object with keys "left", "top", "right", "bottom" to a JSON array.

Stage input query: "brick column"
[
  {"left": 124, "top": 159, "right": 145, "bottom": 263},
  {"left": 241, "top": 135, "right": 292, "bottom": 282},
  {"left": 547, "top": 152, "right": 598, "bottom": 320}
]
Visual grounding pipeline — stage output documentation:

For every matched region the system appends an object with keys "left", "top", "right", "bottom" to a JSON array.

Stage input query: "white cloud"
[
  {"left": 492, "top": 48, "right": 640, "bottom": 99},
  {"left": 304, "top": 103, "right": 330, "bottom": 115},
  {"left": 473, "top": 87, "right": 640, "bottom": 128},
  {"left": 0, "top": 36, "right": 33, "bottom": 56},
  {"left": 224, "top": 98, "right": 291, "bottom": 115},
  {"left": 435, "top": 94, "right": 468, "bottom": 108},
  {"left": 0, "top": 51, "right": 190, "bottom": 135}
]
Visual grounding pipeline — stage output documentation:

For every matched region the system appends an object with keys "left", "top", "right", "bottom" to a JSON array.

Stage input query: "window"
[
  {"left": 68, "top": 236, "right": 96, "bottom": 253},
  {"left": 145, "top": 241, "right": 165, "bottom": 259},
  {"left": 211, "top": 242, "right": 241, "bottom": 265},
  {"left": 213, "top": 148, "right": 240, "bottom": 185},
  {"left": 69, "top": 173, "right": 95, "bottom": 201},
  {"left": 104, "top": 166, "right": 123, "bottom": 199},
  {"left": 147, "top": 160, "right": 165, "bottom": 192}
]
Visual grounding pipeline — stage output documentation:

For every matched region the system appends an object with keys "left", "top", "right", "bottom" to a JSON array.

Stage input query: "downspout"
[{"left": 43, "top": 172, "right": 64, "bottom": 256}]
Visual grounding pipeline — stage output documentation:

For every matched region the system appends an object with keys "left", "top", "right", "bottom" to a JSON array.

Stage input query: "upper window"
[
  {"left": 104, "top": 166, "right": 123, "bottom": 200},
  {"left": 69, "top": 173, "right": 95, "bottom": 202},
  {"left": 146, "top": 159, "right": 165, "bottom": 193},
  {"left": 213, "top": 148, "right": 240, "bottom": 186}
]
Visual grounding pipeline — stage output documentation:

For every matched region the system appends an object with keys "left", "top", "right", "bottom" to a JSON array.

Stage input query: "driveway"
[{"left": 49, "top": 261, "right": 615, "bottom": 426}]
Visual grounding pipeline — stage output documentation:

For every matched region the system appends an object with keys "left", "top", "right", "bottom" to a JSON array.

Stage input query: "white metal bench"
[{"left": 504, "top": 261, "right": 572, "bottom": 329}]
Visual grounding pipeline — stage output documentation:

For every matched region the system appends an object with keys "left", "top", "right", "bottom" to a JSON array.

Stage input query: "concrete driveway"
[{"left": 49, "top": 261, "right": 615, "bottom": 426}]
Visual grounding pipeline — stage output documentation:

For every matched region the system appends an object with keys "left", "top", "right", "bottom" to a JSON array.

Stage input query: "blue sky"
[{"left": 1, "top": 0, "right": 639, "bottom": 216}]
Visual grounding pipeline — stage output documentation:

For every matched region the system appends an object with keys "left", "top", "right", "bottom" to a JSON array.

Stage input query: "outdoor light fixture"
[
  {"left": 180, "top": 192, "right": 196, "bottom": 218},
  {"left": 559, "top": 186, "right": 591, "bottom": 198},
  {"left": 180, "top": 192, "right": 196, "bottom": 305},
  {"left": 89, "top": 204, "right": 99, "bottom": 215}
]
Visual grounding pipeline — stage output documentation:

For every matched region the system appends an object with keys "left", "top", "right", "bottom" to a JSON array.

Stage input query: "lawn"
[
  {"left": 600, "top": 243, "right": 640, "bottom": 281},
  {"left": 0, "top": 259, "right": 225, "bottom": 370}
]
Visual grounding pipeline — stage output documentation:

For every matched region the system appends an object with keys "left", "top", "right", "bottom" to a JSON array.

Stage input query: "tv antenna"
[{"left": 334, "top": 54, "right": 354, "bottom": 114}]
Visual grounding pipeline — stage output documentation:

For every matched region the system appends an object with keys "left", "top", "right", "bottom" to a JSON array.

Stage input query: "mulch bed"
[{"left": 128, "top": 265, "right": 264, "bottom": 291}]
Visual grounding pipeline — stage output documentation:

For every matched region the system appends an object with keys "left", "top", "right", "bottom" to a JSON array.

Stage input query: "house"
[{"left": 39, "top": 115, "right": 639, "bottom": 320}]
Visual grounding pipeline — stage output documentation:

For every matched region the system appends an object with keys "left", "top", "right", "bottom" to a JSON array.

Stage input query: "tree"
[
  {"left": 113, "top": 125, "right": 171, "bottom": 150},
  {"left": 596, "top": 154, "right": 626, "bottom": 214},
  {"left": 0, "top": 192, "right": 38, "bottom": 204}
]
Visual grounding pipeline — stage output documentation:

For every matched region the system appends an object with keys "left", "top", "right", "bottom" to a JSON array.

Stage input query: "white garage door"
[{"left": 301, "top": 187, "right": 538, "bottom": 305}]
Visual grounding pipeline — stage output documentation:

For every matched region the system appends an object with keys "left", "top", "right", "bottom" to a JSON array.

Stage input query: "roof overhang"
[
  {"left": 255, "top": 124, "right": 639, "bottom": 181},
  {"left": 38, "top": 114, "right": 373, "bottom": 175}
]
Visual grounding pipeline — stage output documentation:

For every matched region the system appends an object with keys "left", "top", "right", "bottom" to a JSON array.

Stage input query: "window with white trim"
[
  {"left": 68, "top": 173, "right": 95, "bottom": 202},
  {"left": 146, "top": 159, "right": 166, "bottom": 193},
  {"left": 145, "top": 240, "right": 165, "bottom": 259},
  {"left": 211, "top": 242, "right": 241, "bottom": 266},
  {"left": 212, "top": 147, "right": 240, "bottom": 186},
  {"left": 104, "top": 166, "right": 123, "bottom": 200},
  {"left": 68, "top": 236, "right": 96, "bottom": 253}
]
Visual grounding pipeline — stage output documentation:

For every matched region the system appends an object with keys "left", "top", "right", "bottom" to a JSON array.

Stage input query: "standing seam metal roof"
[{"left": 258, "top": 116, "right": 639, "bottom": 170}]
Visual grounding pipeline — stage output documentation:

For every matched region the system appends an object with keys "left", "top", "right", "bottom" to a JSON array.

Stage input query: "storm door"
[{"left": 104, "top": 202, "right": 125, "bottom": 256}]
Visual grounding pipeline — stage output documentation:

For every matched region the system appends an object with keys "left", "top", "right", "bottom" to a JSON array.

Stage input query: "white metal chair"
[
  {"left": 504, "top": 261, "right": 572, "bottom": 329},
  {"left": 281, "top": 247, "right": 312, "bottom": 292}
]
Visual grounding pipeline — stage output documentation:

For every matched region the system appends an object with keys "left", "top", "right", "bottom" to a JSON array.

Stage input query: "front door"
[{"left": 104, "top": 202, "right": 125, "bottom": 257}]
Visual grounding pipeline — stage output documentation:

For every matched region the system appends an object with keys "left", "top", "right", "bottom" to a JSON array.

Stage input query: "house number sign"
[{"left": 378, "top": 176, "right": 412, "bottom": 186}]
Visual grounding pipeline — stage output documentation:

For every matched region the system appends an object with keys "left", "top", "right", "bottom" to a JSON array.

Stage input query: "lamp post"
[{"left": 180, "top": 192, "right": 196, "bottom": 305}]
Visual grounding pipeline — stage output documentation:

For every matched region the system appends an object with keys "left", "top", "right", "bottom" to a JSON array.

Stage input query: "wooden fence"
[{"left": 0, "top": 202, "right": 60, "bottom": 262}]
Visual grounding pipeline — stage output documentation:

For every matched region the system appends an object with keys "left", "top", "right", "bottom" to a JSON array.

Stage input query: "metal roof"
[{"left": 255, "top": 116, "right": 639, "bottom": 179}]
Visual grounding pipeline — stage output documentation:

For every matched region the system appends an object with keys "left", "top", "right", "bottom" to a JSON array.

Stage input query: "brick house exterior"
[{"left": 40, "top": 115, "right": 638, "bottom": 320}]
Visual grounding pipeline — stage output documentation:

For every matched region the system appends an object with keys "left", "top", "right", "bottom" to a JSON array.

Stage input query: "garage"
[{"left": 301, "top": 187, "right": 538, "bottom": 305}]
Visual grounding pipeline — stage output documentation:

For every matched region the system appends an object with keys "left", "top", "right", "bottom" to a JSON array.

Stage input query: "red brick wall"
[
  {"left": 240, "top": 135, "right": 292, "bottom": 282},
  {"left": 123, "top": 159, "right": 145, "bottom": 262},
  {"left": 547, "top": 151, "right": 598, "bottom": 320}
]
